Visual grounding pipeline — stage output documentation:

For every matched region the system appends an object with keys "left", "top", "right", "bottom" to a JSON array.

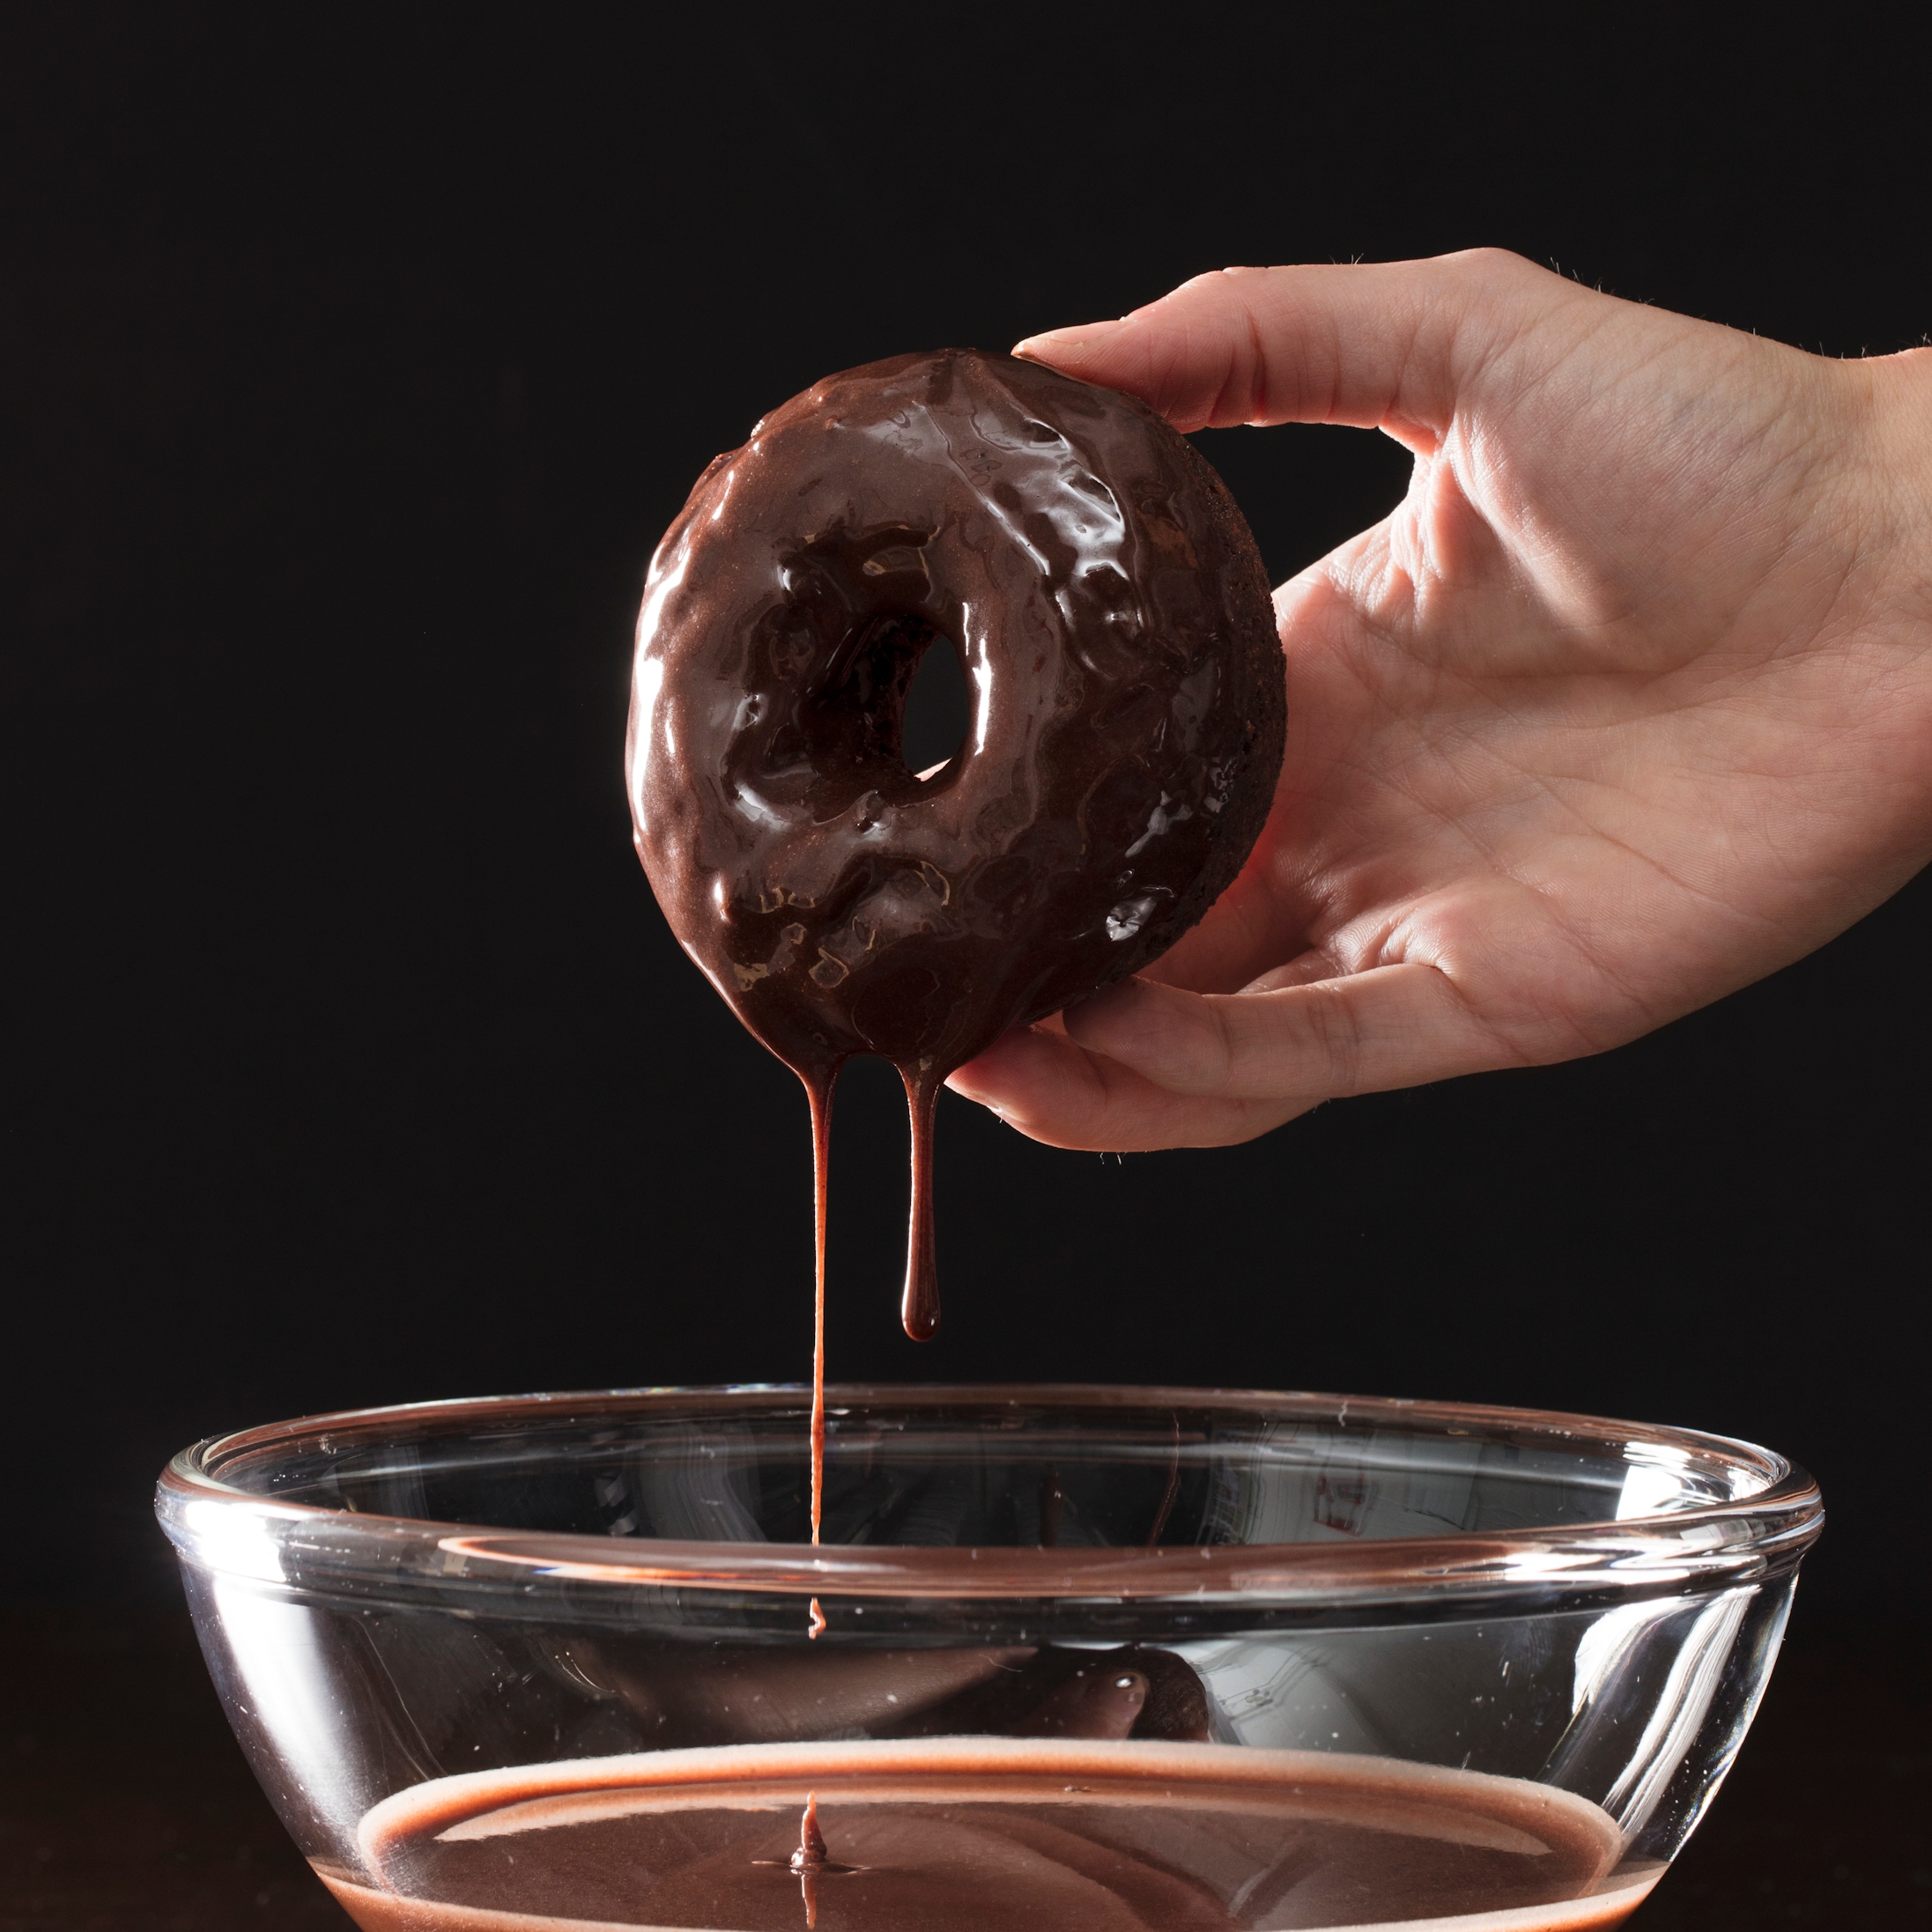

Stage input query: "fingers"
[
  {"left": 950, "top": 964, "right": 1526, "bottom": 1151},
  {"left": 945, "top": 1023, "right": 1311, "bottom": 1153},
  {"left": 1012, "top": 249, "right": 1566, "bottom": 436},
  {"left": 1066, "top": 967, "right": 1519, "bottom": 1102}
]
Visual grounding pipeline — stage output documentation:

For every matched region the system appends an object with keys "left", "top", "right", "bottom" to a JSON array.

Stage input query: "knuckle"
[{"left": 1451, "top": 245, "right": 1535, "bottom": 280}]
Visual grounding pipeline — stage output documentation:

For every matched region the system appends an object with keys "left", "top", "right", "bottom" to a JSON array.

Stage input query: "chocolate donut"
[{"left": 627, "top": 349, "right": 1284, "bottom": 1336}]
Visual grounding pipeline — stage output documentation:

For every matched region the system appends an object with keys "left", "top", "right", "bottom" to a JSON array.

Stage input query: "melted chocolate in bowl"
[{"left": 322, "top": 1742, "right": 1657, "bottom": 1932}]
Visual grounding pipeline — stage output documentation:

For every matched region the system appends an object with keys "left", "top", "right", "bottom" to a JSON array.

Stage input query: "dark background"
[
  {"left": 4, "top": 17, "right": 1928, "bottom": 1914},
  {"left": 7, "top": 3, "right": 1928, "bottom": 1621}
]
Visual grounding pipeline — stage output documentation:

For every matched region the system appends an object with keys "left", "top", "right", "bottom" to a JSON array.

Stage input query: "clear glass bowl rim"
[{"left": 155, "top": 1384, "right": 1822, "bottom": 1607}]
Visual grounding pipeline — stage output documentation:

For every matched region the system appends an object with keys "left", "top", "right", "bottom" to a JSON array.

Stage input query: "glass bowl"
[{"left": 156, "top": 1385, "right": 1820, "bottom": 1931}]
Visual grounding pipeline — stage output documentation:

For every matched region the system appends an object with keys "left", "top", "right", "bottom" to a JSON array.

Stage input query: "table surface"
[{"left": 3, "top": 1607, "right": 1926, "bottom": 1929}]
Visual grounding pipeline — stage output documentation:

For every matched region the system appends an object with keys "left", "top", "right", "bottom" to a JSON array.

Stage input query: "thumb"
[{"left": 1014, "top": 249, "right": 1560, "bottom": 436}]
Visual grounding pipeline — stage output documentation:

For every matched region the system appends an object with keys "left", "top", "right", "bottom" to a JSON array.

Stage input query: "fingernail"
[{"left": 1012, "top": 317, "right": 1127, "bottom": 359}]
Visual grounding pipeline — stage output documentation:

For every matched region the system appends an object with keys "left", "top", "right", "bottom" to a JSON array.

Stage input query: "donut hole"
[
  {"left": 797, "top": 611, "right": 971, "bottom": 812},
  {"left": 899, "top": 626, "right": 971, "bottom": 781}
]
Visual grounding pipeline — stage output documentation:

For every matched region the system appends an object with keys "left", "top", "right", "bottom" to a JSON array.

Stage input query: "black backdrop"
[{"left": 5, "top": 7, "right": 1925, "bottom": 1635}]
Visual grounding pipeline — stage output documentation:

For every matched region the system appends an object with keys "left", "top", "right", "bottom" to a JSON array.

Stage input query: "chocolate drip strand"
[
  {"left": 804, "top": 1066, "right": 841, "bottom": 1640},
  {"left": 899, "top": 1070, "right": 941, "bottom": 1342},
  {"left": 804, "top": 1069, "right": 840, "bottom": 1545}
]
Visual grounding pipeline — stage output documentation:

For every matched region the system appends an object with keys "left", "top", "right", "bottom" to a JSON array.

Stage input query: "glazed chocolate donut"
[{"left": 627, "top": 349, "right": 1284, "bottom": 1335}]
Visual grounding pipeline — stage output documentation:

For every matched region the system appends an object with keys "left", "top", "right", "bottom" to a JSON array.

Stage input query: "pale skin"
[{"left": 947, "top": 249, "right": 1932, "bottom": 1151}]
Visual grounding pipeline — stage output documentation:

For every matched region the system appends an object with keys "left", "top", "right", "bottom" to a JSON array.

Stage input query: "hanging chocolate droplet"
[{"left": 900, "top": 1070, "right": 941, "bottom": 1341}]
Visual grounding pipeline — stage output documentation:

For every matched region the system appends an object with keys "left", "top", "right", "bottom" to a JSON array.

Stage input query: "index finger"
[{"left": 1013, "top": 249, "right": 1569, "bottom": 436}]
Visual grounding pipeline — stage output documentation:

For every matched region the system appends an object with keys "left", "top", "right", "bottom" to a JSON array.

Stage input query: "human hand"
[{"left": 949, "top": 251, "right": 1932, "bottom": 1150}]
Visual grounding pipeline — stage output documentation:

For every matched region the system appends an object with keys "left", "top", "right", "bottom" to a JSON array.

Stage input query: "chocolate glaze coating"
[{"left": 627, "top": 350, "right": 1284, "bottom": 1330}]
